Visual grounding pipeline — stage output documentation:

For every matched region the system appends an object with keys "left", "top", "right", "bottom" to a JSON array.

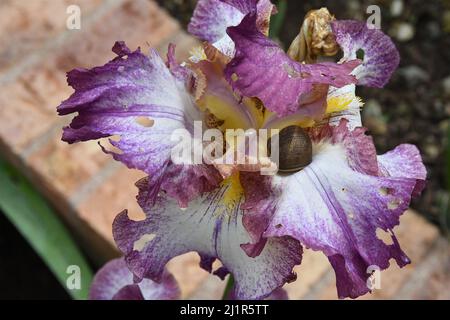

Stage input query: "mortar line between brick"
[
  {"left": 0, "top": 0, "right": 126, "bottom": 86},
  {"left": 394, "top": 237, "right": 448, "bottom": 299},
  {"left": 69, "top": 160, "right": 121, "bottom": 207},
  {"left": 21, "top": 120, "right": 67, "bottom": 159}
]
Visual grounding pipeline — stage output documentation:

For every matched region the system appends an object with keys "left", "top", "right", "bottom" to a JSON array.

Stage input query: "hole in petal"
[
  {"left": 388, "top": 198, "right": 402, "bottom": 210},
  {"left": 133, "top": 233, "right": 156, "bottom": 252},
  {"left": 376, "top": 228, "right": 394, "bottom": 245},
  {"left": 135, "top": 116, "right": 154, "bottom": 128},
  {"left": 231, "top": 73, "right": 239, "bottom": 82},
  {"left": 275, "top": 224, "right": 283, "bottom": 229},
  {"left": 379, "top": 187, "right": 394, "bottom": 196},
  {"left": 356, "top": 48, "right": 365, "bottom": 60}
]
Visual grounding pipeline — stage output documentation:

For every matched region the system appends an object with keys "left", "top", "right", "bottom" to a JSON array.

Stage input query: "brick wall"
[{"left": 0, "top": 0, "right": 448, "bottom": 299}]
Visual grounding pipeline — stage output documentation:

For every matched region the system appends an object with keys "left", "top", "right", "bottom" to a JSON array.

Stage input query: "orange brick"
[
  {"left": 27, "top": 134, "right": 113, "bottom": 201},
  {"left": 0, "top": 0, "right": 103, "bottom": 74},
  {"left": 77, "top": 166, "right": 146, "bottom": 243},
  {"left": 0, "top": 80, "right": 62, "bottom": 153},
  {"left": 395, "top": 238, "right": 450, "bottom": 299},
  {"left": 167, "top": 253, "right": 214, "bottom": 299},
  {"left": 0, "top": 0, "right": 181, "bottom": 153},
  {"left": 54, "top": 0, "right": 180, "bottom": 71},
  {"left": 284, "top": 249, "right": 331, "bottom": 299}
]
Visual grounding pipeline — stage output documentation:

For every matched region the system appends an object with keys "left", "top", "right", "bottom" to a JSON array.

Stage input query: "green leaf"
[
  {"left": 221, "top": 274, "right": 235, "bottom": 300},
  {"left": 0, "top": 156, "right": 93, "bottom": 299},
  {"left": 269, "top": 0, "right": 287, "bottom": 39}
]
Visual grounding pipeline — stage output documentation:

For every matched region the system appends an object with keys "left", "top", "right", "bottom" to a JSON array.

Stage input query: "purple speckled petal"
[
  {"left": 58, "top": 42, "right": 200, "bottom": 171},
  {"left": 263, "top": 122, "right": 425, "bottom": 299},
  {"left": 378, "top": 144, "right": 427, "bottom": 197},
  {"left": 89, "top": 258, "right": 179, "bottom": 300},
  {"left": 331, "top": 20, "right": 400, "bottom": 88},
  {"left": 309, "top": 119, "right": 379, "bottom": 176},
  {"left": 240, "top": 172, "right": 279, "bottom": 257},
  {"left": 188, "top": 0, "right": 275, "bottom": 56},
  {"left": 225, "top": 14, "right": 359, "bottom": 117},
  {"left": 160, "top": 163, "right": 224, "bottom": 208},
  {"left": 166, "top": 43, "right": 193, "bottom": 82},
  {"left": 57, "top": 42, "right": 220, "bottom": 204},
  {"left": 113, "top": 176, "right": 302, "bottom": 300}
]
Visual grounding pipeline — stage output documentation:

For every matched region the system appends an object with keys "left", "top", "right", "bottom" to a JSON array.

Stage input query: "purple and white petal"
[
  {"left": 160, "top": 163, "right": 223, "bottom": 208},
  {"left": 188, "top": 0, "right": 275, "bottom": 57},
  {"left": 113, "top": 176, "right": 302, "bottom": 300},
  {"left": 263, "top": 122, "right": 425, "bottom": 299},
  {"left": 57, "top": 42, "right": 220, "bottom": 204},
  {"left": 166, "top": 43, "right": 193, "bottom": 82},
  {"left": 225, "top": 14, "right": 359, "bottom": 117},
  {"left": 331, "top": 20, "right": 400, "bottom": 88},
  {"left": 58, "top": 42, "right": 200, "bottom": 172},
  {"left": 378, "top": 144, "right": 427, "bottom": 197},
  {"left": 89, "top": 257, "right": 179, "bottom": 300},
  {"left": 309, "top": 119, "right": 379, "bottom": 176}
]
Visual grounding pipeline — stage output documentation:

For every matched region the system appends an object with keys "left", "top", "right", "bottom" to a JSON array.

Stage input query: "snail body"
[{"left": 269, "top": 126, "right": 313, "bottom": 173}]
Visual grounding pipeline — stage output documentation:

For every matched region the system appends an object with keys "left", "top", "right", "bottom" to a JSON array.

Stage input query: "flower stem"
[{"left": 221, "top": 275, "right": 234, "bottom": 300}]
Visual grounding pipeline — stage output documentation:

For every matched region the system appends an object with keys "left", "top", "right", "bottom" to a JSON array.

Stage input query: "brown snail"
[{"left": 268, "top": 125, "right": 312, "bottom": 173}]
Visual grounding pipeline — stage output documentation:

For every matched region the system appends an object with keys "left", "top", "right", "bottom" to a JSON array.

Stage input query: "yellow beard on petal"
[
  {"left": 326, "top": 93, "right": 362, "bottom": 114},
  {"left": 217, "top": 172, "right": 244, "bottom": 217},
  {"left": 198, "top": 95, "right": 250, "bottom": 130},
  {"left": 189, "top": 45, "right": 207, "bottom": 63}
]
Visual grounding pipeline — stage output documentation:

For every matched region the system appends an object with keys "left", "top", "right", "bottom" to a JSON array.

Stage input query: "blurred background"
[{"left": 0, "top": 0, "right": 449, "bottom": 300}]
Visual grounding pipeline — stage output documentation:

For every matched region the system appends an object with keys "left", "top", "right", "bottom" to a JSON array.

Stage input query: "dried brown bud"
[{"left": 287, "top": 8, "right": 340, "bottom": 63}]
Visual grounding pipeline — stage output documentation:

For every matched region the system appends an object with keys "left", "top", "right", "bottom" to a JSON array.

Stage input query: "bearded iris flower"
[{"left": 58, "top": 0, "right": 426, "bottom": 300}]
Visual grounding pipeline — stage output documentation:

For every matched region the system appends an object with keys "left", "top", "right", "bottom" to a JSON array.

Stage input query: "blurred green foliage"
[
  {"left": 269, "top": 0, "right": 287, "bottom": 40},
  {"left": 0, "top": 156, "right": 93, "bottom": 299}
]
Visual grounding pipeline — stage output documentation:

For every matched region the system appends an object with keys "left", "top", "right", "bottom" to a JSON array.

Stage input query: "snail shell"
[{"left": 269, "top": 126, "right": 312, "bottom": 173}]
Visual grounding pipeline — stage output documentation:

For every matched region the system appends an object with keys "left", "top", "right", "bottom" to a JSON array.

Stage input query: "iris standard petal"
[
  {"left": 188, "top": 0, "right": 276, "bottom": 57},
  {"left": 331, "top": 20, "right": 400, "bottom": 88},
  {"left": 225, "top": 13, "right": 359, "bottom": 117}
]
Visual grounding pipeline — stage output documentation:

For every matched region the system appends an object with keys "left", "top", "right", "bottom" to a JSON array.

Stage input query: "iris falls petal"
[
  {"left": 263, "top": 121, "right": 426, "bottom": 299},
  {"left": 113, "top": 175, "right": 302, "bottom": 300}
]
